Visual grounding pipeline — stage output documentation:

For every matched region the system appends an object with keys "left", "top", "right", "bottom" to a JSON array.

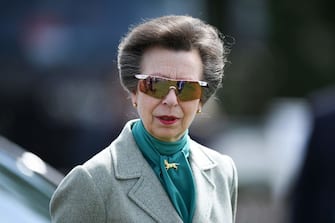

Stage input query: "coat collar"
[
  {"left": 110, "top": 120, "right": 217, "bottom": 222},
  {"left": 189, "top": 140, "right": 217, "bottom": 222}
]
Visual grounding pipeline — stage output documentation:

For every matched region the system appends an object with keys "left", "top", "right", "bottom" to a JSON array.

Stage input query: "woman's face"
[{"left": 131, "top": 46, "right": 203, "bottom": 142}]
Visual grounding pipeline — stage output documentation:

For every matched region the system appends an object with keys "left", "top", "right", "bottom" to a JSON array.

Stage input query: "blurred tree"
[
  {"left": 206, "top": 0, "right": 335, "bottom": 116},
  {"left": 269, "top": 0, "right": 335, "bottom": 97}
]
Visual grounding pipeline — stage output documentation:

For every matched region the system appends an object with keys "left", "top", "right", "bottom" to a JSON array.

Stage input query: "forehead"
[{"left": 140, "top": 47, "right": 203, "bottom": 81}]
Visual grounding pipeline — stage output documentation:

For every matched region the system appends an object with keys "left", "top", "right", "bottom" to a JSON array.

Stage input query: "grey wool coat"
[{"left": 50, "top": 120, "right": 238, "bottom": 223}]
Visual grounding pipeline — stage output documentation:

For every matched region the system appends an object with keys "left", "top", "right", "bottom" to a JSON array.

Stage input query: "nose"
[{"left": 162, "top": 87, "right": 178, "bottom": 106}]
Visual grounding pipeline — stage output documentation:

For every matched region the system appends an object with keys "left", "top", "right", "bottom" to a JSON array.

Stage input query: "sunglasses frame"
[{"left": 134, "top": 74, "right": 208, "bottom": 101}]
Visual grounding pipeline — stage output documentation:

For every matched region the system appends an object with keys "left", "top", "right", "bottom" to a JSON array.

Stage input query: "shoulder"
[
  {"left": 189, "top": 139, "right": 237, "bottom": 183},
  {"left": 50, "top": 121, "right": 138, "bottom": 222},
  {"left": 50, "top": 158, "right": 107, "bottom": 222},
  {"left": 52, "top": 146, "right": 114, "bottom": 202},
  {"left": 190, "top": 139, "right": 236, "bottom": 168},
  {"left": 81, "top": 119, "right": 139, "bottom": 176}
]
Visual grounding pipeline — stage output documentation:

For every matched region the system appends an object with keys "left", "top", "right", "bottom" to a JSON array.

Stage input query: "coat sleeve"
[{"left": 50, "top": 166, "right": 106, "bottom": 223}]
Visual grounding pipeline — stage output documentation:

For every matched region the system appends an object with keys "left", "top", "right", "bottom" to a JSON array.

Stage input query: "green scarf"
[{"left": 132, "top": 120, "right": 196, "bottom": 223}]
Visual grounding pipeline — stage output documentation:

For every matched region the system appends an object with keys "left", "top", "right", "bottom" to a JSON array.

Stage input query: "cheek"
[
  {"left": 182, "top": 101, "right": 200, "bottom": 118},
  {"left": 137, "top": 94, "right": 159, "bottom": 116}
]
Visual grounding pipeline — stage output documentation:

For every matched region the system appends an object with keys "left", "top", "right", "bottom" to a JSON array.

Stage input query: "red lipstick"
[{"left": 157, "top": 116, "right": 179, "bottom": 125}]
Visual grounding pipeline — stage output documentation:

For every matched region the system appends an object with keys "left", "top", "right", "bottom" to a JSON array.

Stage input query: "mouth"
[{"left": 157, "top": 115, "right": 179, "bottom": 125}]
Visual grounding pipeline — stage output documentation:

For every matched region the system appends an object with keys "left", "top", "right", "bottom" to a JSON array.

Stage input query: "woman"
[{"left": 50, "top": 15, "right": 238, "bottom": 223}]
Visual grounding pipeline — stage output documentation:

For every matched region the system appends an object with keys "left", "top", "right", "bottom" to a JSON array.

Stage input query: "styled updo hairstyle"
[{"left": 117, "top": 15, "right": 233, "bottom": 104}]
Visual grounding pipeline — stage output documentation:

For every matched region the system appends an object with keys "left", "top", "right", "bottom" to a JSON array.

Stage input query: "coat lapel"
[
  {"left": 127, "top": 164, "right": 182, "bottom": 223},
  {"left": 111, "top": 120, "right": 182, "bottom": 223},
  {"left": 111, "top": 120, "right": 217, "bottom": 223},
  {"left": 189, "top": 141, "right": 216, "bottom": 223}
]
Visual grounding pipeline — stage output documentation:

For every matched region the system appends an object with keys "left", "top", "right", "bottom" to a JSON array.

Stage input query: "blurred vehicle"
[{"left": 0, "top": 135, "right": 64, "bottom": 223}]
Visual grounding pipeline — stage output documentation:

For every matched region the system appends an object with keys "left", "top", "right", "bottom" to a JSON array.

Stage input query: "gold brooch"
[{"left": 164, "top": 160, "right": 179, "bottom": 170}]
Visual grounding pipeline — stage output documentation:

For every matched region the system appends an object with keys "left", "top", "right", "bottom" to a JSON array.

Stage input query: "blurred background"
[{"left": 1, "top": 0, "right": 334, "bottom": 222}]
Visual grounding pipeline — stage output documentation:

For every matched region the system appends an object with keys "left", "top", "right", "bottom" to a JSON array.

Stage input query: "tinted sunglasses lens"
[
  {"left": 138, "top": 76, "right": 204, "bottom": 101},
  {"left": 138, "top": 77, "right": 169, "bottom": 99},
  {"left": 177, "top": 81, "right": 202, "bottom": 101}
]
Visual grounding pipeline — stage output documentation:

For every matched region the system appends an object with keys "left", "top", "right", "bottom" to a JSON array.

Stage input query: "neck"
[{"left": 133, "top": 120, "right": 189, "bottom": 156}]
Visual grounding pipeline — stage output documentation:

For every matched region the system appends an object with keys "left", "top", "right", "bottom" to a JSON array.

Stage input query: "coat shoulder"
[{"left": 190, "top": 140, "right": 236, "bottom": 170}]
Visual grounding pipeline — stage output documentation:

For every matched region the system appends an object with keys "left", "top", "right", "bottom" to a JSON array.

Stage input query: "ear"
[{"left": 131, "top": 93, "right": 137, "bottom": 106}]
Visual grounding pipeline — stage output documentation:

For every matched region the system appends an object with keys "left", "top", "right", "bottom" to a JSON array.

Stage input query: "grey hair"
[{"left": 117, "top": 15, "right": 233, "bottom": 104}]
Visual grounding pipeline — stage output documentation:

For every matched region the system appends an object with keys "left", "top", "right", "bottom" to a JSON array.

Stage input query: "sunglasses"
[{"left": 134, "top": 74, "right": 208, "bottom": 101}]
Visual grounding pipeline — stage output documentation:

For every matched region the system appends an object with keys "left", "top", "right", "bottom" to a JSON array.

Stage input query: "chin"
[{"left": 159, "top": 134, "right": 182, "bottom": 142}]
